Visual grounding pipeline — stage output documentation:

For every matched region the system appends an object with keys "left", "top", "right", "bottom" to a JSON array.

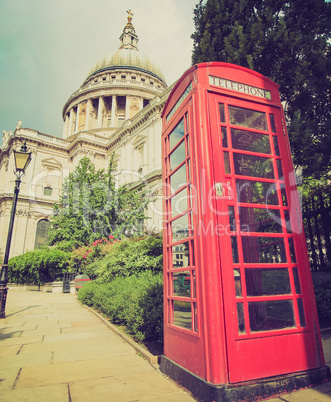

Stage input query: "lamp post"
[{"left": 0, "top": 142, "right": 32, "bottom": 318}]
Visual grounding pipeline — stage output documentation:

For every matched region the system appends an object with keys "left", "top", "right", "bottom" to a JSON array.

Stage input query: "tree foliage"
[
  {"left": 49, "top": 156, "right": 150, "bottom": 247},
  {"left": 191, "top": 0, "right": 331, "bottom": 180}
]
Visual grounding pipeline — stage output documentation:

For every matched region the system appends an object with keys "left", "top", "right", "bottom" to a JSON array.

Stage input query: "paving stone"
[
  {"left": 0, "top": 344, "right": 21, "bottom": 357},
  {"left": 0, "top": 350, "right": 52, "bottom": 369},
  {"left": 0, "top": 384, "right": 69, "bottom": 402},
  {"left": 0, "top": 367, "right": 21, "bottom": 390},
  {"left": 69, "top": 371, "right": 195, "bottom": 402},
  {"left": 15, "top": 355, "right": 152, "bottom": 388}
]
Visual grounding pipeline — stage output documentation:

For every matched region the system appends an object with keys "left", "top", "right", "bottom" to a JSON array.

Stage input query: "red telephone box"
[{"left": 160, "top": 63, "right": 329, "bottom": 401}]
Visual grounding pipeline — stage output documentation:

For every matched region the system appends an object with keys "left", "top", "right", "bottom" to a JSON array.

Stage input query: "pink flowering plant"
[{"left": 69, "top": 235, "right": 119, "bottom": 276}]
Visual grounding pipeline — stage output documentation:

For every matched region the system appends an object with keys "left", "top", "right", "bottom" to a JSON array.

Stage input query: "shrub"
[
  {"left": 86, "top": 234, "right": 163, "bottom": 282},
  {"left": 78, "top": 271, "right": 163, "bottom": 344},
  {"left": 8, "top": 248, "right": 70, "bottom": 285}
]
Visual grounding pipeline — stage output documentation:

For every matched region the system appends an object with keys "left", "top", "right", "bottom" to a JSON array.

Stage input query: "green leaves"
[
  {"left": 191, "top": 0, "right": 331, "bottom": 181},
  {"left": 49, "top": 156, "right": 151, "bottom": 247},
  {"left": 77, "top": 272, "right": 164, "bottom": 344},
  {"left": 8, "top": 248, "right": 69, "bottom": 285}
]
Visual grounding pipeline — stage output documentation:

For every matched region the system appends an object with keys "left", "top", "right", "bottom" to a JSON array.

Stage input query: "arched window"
[
  {"left": 44, "top": 187, "right": 52, "bottom": 196},
  {"left": 34, "top": 219, "right": 51, "bottom": 249}
]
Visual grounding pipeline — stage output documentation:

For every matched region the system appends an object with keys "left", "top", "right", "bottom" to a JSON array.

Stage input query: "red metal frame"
[{"left": 161, "top": 62, "right": 325, "bottom": 385}]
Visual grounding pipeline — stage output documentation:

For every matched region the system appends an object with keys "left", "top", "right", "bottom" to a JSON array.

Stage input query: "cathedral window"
[
  {"left": 44, "top": 187, "right": 53, "bottom": 196},
  {"left": 34, "top": 219, "right": 51, "bottom": 249}
]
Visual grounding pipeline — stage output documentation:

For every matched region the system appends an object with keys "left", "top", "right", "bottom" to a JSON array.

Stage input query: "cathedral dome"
[{"left": 87, "top": 48, "right": 166, "bottom": 85}]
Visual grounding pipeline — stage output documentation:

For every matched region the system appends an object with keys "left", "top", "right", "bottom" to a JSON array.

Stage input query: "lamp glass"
[{"left": 14, "top": 150, "right": 31, "bottom": 171}]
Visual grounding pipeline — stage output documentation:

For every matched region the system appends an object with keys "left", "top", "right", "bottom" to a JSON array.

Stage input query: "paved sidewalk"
[
  {"left": 0, "top": 290, "right": 195, "bottom": 402},
  {"left": 0, "top": 291, "right": 330, "bottom": 402}
]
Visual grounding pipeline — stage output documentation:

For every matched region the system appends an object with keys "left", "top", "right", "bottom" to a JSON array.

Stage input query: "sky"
[{"left": 0, "top": 0, "right": 197, "bottom": 146}]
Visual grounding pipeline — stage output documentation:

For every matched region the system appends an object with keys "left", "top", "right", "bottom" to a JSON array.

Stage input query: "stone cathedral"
[{"left": 0, "top": 11, "right": 172, "bottom": 258}]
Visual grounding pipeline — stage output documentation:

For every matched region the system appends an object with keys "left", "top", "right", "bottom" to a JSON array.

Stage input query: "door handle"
[{"left": 215, "top": 182, "right": 224, "bottom": 197}]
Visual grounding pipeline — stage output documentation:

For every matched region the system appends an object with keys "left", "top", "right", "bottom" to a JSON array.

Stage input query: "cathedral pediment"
[{"left": 41, "top": 158, "right": 62, "bottom": 170}]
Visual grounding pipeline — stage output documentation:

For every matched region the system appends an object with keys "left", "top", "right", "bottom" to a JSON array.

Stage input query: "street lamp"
[{"left": 0, "top": 142, "right": 31, "bottom": 318}]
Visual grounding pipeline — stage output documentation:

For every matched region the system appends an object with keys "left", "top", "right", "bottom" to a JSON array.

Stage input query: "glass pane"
[
  {"left": 234, "top": 269, "right": 242, "bottom": 297},
  {"left": 234, "top": 154, "right": 274, "bottom": 179},
  {"left": 297, "top": 299, "right": 306, "bottom": 327},
  {"left": 222, "top": 126, "right": 228, "bottom": 148},
  {"left": 173, "top": 301, "right": 192, "bottom": 330},
  {"left": 288, "top": 238, "right": 297, "bottom": 263},
  {"left": 173, "top": 271, "right": 191, "bottom": 297},
  {"left": 281, "top": 187, "right": 288, "bottom": 206},
  {"left": 187, "top": 159, "right": 191, "bottom": 182},
  {"left": 229, "top": 105, "right": 268, "bottom": 131},
  {"left": 270, "top": 114, "right": 277, "bottom": 133},
  {"left": 249, "top": 300, "right": 295, "bottom": 332},
  {"left": 193, "top": 302, "right": 198, "bottom": 333},
  {"left": 192, "top": 270, "right": 196, "bottom": 298},
  {"left": 224, "top": 152, "right": 231, "bottom": 174},
  {"left": 284, "top": 210, "right": 292, "bottom": 233},
  {"left": 172, "top": 242, "right": 190, "bottom": 268},
  {"left": 231, "top": 236, "right": 239, "bottom": 263},
  {"left": 171, "top": 188, "right": 188, "bottom": 218},
  {"left": 170, "top": 141, "right": 186, "bottom": 171},
  {"left": 229, "top": 206, "right": 236, "bottom": 232},
  {"left": 219, "top": 103, "right": 225, "bottom": 123},
  {"left": 245, "top": 268, "right": 291, "bottom": 296},
  {"left": 293, "top": 267, "right": 301, "bottom": 293},
  {"left": 231, "top": 129, "right": 271, "bottom": 154},
  {"left": 242, "top": 237, "right": 287, "bottom": 263},
  {"left": 236, "top": 180, "right": 279, "bottom": 205},
  {"left": 277, "top": 160, "right": 283, "bottom": 179},
  {"left": 273, "top": 136, "right": 280, "bottom": 155},
  {"left": 239, "top": 207, "right": 282, "bottom": 233},
  {"left": 237, "top": 303, "right": 246, "bottom": 334},
  {"left": 171, "top": 214, "right": 189, "bottom": 241},
  {"left": 185, "top": 112, "right": 189, "bottom": 131},
  {"left": 169, "top": 118, "right": 185, "bottom": 150},
  {"left": 191, "top": 241, "right": 195, "bottom": 266},
  {"left": 170, "top": 164, "right": 186, "bottom": 193}
]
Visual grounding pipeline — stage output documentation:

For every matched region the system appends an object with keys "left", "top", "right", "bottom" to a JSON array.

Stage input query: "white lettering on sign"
[{"left": 209, "top": 75, "right": 271, "bottom": 100}]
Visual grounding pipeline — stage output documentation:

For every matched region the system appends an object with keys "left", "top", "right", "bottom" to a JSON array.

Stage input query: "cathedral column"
[
  {"left": 85, "top": 99, "right": 92, "bottom": 130},
  {"left": 140, "top": 97, "right": 144, "bottom": 112},
  {"left": 68, "top": 109, "right": 74, "bottom": 137},
  {"left": 75, "top": 104, "right": 81, "bottom": 132},
  {"left": 125, "top": 96, "right": 130, "bottom": 120},
  {"left": 111, "top": 95, "right": 117, "bottom": 127},
  {"left": 97, "top": 97, "right": 104, "bottom": 128},
  {"left": 63, "top": 114, "right": 69, "bottom": 138}
]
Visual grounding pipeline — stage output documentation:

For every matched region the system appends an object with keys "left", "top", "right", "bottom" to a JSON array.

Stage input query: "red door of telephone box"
[{"left": 160, "top": 63, "right": 327, "bottom": 392}]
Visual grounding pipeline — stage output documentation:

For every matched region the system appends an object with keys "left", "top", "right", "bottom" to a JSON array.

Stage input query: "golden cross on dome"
[{"left": 127, "top": 9, "right": 133, "bottom": 24}]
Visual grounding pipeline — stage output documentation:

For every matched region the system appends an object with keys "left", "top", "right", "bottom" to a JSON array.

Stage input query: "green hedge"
[
  {"left": 77, "top": 271, "right": 163, "bottom": 344},
  {"left": 8, "top": 248, "right": 69, "bottom": 285}
]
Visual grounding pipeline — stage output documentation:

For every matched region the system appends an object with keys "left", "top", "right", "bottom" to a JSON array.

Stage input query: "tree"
[
  {"left": 49, "top": 156, "right": 150, "bottom": 247},
  {"left": 191, "top": 0, "right": 331, "bottom": 181}
]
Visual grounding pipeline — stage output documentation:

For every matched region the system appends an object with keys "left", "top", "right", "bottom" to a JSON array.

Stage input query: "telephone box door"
[{"left": 208, "top": 93, "right": 323, "bottom": 383}]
